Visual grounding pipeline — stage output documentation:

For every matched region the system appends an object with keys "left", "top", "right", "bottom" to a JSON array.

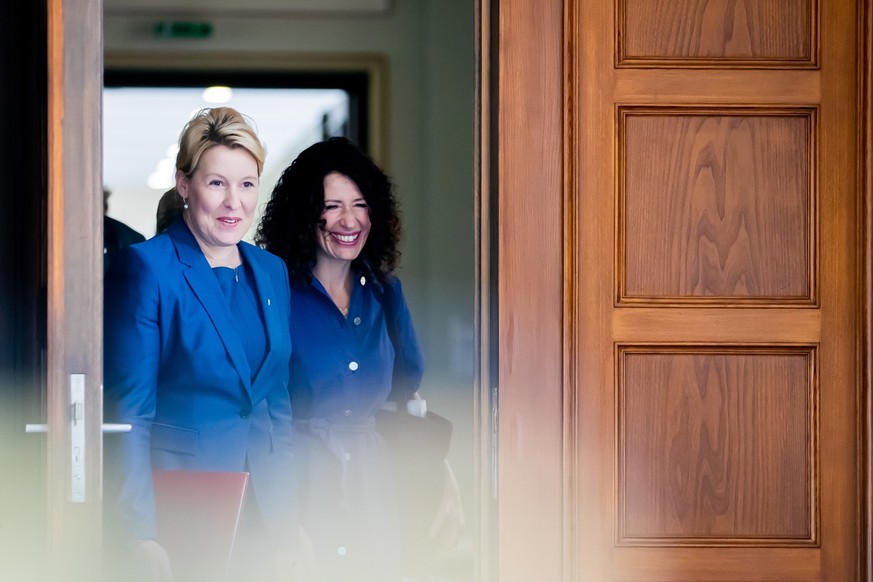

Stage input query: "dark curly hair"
[{"left": 255, "top": 137, "right": 401, "bottom": 286}]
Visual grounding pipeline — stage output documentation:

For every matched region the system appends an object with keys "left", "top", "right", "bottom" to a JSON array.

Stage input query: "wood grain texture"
[
  {"left": 620, "top": 109, "right": 814, "bottom": 304},
  {"left": 567, "top": 0, "right": 859, "bottom": 577},
  {"left": 618, "top": 346, "right": 816, "bottom": 544},
  {"left": 618, "top": 0, "right": 816, "bottom": 66},
  {"left": 861, "top": 2, "right": 873, "bottom": 579},
  {"left": 613, "top": 309, "right": 821, "bottom": 342},
  {"left": 46, "top": 0, "right": 104, "bottom": 577},
  {"left": 497, "top": 0, "right": 565, "bottom": 580},
  {"left": 614, "top": 547, "right": 821, "bottom": 581},
  {"left": 572, "top": 0, "right": 619, "bottom": 578},
  {"left": 500, "top": 0, "right": 860, "bottom": 577},
  {"left": 614, "top": 69, "right": 822, "bottom": 104},
  {"left": 816, "top": 0, "right": 858, "bottom": 577}
]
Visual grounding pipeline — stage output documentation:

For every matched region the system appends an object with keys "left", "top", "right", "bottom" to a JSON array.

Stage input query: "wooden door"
[
  {"left": 45, "top": 0, "right": 105, "bottom": 578},
  {"left": 0, "top": 0, "right": 105, "bottom": 580},
  {"left": 486, "top": 0, "right": 870, "bottom": 580}
]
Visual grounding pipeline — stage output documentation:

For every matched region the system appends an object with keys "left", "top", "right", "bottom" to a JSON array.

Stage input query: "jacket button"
[
  {"left": 348, "top": 361, "right": 359, "bottom": 371},
  {"left": 353, "top": 317, "right": 361, "bottom": 325}
]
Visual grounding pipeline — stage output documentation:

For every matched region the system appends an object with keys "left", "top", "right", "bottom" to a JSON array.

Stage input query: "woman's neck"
[
  {"left": 313, "top": 259, "right": 353, "bottom": 310},
  {"left": 201, "top": 246, "right": 241, "bottom": 269}
]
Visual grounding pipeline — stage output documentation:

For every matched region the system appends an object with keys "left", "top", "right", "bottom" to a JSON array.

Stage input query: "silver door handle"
[
  {"left": 101, "top": 423, "right": 133, "bottom": 433},
  {"left": 25, "top": 423, "right": 132, "bottom": 433},
  {"left": 24, "top": 374, "right": 132, "bottom": 502}
]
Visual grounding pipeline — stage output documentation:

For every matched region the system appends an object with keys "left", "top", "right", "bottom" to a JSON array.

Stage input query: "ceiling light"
[
  {"left": 148, "top": 171, "right": 174, "bottom": 190},
  {"left": 202, "top": 86, "right": 233, "bottom": 103}
]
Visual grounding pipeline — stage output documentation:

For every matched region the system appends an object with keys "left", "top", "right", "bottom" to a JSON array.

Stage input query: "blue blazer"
[{"left": 104, "top": 219, "right": 294, "bottom": 542}]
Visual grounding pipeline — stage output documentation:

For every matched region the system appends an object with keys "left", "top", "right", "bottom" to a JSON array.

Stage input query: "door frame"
[
  {"left": 475, "top": 0, "right": 566, "bottom": 580},
  {"left": 45, "top": 0, "right": 873, "bottom": 579},
  {"left": 860, "top": 2, "right": 873, "bottom": 580}
]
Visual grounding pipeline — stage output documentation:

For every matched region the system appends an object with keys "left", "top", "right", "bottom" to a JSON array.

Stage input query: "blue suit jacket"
[{"left": 104, "top": 220, "right": 294, "bottom": 542}]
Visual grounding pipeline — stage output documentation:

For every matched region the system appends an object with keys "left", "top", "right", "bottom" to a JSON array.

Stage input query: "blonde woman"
[{"left": 104, "top": 107, "right": 297, "bottom": 580}]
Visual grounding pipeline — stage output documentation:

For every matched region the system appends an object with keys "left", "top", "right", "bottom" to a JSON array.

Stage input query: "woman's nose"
[
  {"left": 224, "top": 187, "right": 242, "bottom": 209},
  {"left": 338, "top": 204, "right": 356, "bottom": 226}
]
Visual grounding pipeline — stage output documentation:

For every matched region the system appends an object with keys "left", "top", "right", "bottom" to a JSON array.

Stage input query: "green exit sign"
[{"left": 152, "top": 21, "right": 214, "bottom": 39}]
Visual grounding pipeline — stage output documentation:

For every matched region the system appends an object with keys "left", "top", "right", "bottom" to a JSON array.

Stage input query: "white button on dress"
[{"left": 349, "top": 361, "right": 359, "bottom": 371}]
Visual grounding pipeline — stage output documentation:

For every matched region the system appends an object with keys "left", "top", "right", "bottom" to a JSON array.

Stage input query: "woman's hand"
[
  {"left": 131, "top": 539, "right": 173, "bottom": 582},
  {"left": 427, "top": 459, "right": 466, "bottom": 553}
]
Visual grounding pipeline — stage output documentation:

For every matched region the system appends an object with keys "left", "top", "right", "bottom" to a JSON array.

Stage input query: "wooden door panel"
[
  {"left": 618, "top": 346, "right": 815, "bottom": 544},
  {"left": 620, "top": 108, "right": 814, "bottom": 303},
  {"left": 614, "top": 547, "right": 821, "bottom": 581},
  {"left": 618, "top": 0, "right": 817, "bottom": 66}
]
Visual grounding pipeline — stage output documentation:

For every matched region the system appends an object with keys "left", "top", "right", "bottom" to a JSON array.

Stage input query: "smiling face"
[
  {"left": 315, "top": 172, "right": 371, "bottom": 267},
  {"left": 177, "top": 144, "right": 259, "bottom": 256}
]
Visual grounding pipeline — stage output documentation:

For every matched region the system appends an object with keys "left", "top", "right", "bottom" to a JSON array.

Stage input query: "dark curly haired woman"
[{"left": 256, "top": 137, "right": 464, "bottom": 581}]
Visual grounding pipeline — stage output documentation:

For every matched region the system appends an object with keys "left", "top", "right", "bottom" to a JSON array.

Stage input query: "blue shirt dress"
[{"left": 288, "top": 264, "right": 424, "bottom": 581}]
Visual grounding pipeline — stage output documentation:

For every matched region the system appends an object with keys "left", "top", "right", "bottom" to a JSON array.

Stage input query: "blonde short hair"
[{"left": 175, "top": 107, "right": 266, "bottom": 177}]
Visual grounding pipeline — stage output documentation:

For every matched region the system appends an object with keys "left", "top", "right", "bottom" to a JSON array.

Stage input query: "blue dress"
[{"left": 288, "top": 264, "right": 424, "bottom": 581}]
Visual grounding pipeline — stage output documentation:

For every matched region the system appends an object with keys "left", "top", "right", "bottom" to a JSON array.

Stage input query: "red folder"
[{"left": 152, "top": 470, "right": 249, "bottom": 581}]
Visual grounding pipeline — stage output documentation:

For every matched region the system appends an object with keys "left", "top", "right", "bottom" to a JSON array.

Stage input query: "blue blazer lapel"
[
  {"left": 239, "top": 243, "right": 280, "bottom": 385},
  {"left": 169, "top": 221, "right": 253, "bottom": 395}
]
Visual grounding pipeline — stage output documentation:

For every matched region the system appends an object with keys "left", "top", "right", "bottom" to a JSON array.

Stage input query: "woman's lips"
[{"left": 330, "top": 232, "right": 359, "bottom": 244}]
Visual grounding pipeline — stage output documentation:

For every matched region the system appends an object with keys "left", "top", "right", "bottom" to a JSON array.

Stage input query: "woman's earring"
[{"left": 182, "top": 199, "right": 189, "bottom": 210}]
